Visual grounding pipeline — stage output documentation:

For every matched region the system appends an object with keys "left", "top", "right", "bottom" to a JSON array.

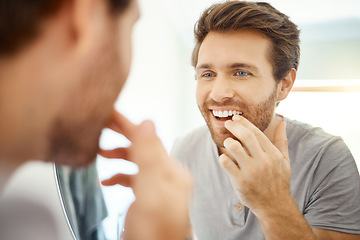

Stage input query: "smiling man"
[{"left": 172, "top": 1, "right": 360, "bottom": 240}]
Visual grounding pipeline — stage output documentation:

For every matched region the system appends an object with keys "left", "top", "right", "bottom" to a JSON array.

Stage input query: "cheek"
[
  {"left": 195, "top": 87, "right": 201, "bottom": 104},
  {"left": 196, "top": 82, "right": 210, "bottom": 105},
  {"left": 116, "top": 20, "right": 134, "bottom": 85},
  {"left": 117, "top": 36, "right": 132, "bottom": 83},
  {"left": 234, "top": 82, "right": 273, "bottom": 104}
]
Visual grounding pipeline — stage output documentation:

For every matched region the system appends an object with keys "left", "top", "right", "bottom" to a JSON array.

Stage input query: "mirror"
[
  {"left": 55, "top": 152, "right": 138, "bottom": 240},
  {"left": 54, "top": 0, "right": 360, "bottom": 239},
  {"left": 55, "top": 163, "right": 108, "bottom": 240}
]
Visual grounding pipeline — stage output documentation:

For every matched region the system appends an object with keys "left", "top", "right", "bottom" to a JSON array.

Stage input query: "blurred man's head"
[{"left": 0, "top": 0, "right": 139, "bottom": 166}]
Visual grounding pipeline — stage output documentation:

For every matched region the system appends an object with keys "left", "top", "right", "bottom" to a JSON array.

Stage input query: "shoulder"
[
  {"left": 0, "top": 197, "right": 61, "bottom": 240},
  {"left": 285, "top": 117, "right": 349, "bottom": 157},
  {"left": 285, "top": 117, "right": 341, "bottom": 146},
  {"left": 285, "top": 117, "right": 357, "bottom": 178},
  {"left": 285, "top": 119, "right": 360, "bottom": 234},
  {"left": 171, "top": 126, "right": 211, "bottom": 159},
  {"left": 172, "top": 126, "right": 210, "bottom": 149}
]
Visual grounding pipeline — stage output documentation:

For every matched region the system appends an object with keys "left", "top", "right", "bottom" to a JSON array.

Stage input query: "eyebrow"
[
  {"left": 229, "top": 63, "right": 259, "bottom": 72},
  {"left": 196, "top": 64, "right": 212, "bottom": 71},
  {"left": 196, "top": 63, "right": 259, "bottom": 73}
]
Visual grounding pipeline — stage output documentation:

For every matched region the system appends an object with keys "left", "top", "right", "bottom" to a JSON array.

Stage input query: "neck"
[{"left": 263, "top": 113, "right": 283, "bottom": 144}]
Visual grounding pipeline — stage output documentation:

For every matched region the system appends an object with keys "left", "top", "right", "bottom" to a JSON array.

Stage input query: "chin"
[
  {"left": 207, "top": 123, "right": 234, "bottom": 148},
  {"left": 45, "top": 117, "right": 104, "bottom": 168}
]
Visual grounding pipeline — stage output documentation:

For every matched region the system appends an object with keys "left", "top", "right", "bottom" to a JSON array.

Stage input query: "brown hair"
[
  {"left": 192, "top": 1, "right": 300, "bottom": 81},
  {"left": 0, "top": 0, "right": 131, "bottom": 58}
]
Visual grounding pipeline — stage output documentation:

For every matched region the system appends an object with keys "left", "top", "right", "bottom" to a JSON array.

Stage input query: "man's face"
[
  {"left": 46, "top": 0, "right": 140, "bottom": 166},
  {"left": 196, "top": 30, "right": 280, "bottom": 148}
]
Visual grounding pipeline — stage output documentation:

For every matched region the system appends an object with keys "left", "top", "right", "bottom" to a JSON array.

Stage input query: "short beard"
[
  {"left": 246, "top": 87, "right": 278, "bottom": 132},
  {"left": 45, "top": 41, "right": 122, "bottom": 167},
  {"left": 45, "top": 117, "right": 102, "bottom": 167},
  {"left": 199, "top": 85, "right": 278, "bottom": 148}
]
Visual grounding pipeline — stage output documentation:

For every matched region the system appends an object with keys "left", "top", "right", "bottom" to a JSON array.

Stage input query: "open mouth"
[{"left": 212, "top": 110, "right": 243, "bottom": 121}]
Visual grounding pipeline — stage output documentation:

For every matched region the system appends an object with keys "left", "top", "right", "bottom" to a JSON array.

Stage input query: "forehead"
[{"left": 197, "top": 30, "right": 272, "bottom": 71}]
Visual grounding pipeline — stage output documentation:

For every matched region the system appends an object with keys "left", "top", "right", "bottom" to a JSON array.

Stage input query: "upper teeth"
[{"left": 212, "top": 110, "right": 243, "bottom": 118}]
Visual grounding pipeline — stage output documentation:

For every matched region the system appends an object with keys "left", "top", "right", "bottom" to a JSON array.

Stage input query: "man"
[
  {"left": 0, "top": 0, "right": 191, "bottom": 240},
  {"left": 172, "top": 1, "right": 360, "bottom": 240}
]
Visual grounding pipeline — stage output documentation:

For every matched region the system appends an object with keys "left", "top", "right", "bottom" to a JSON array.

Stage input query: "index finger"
[
  {"left": 107, "top": 111, "right": 137, "bottom": 140},
  {"left": 226, "top": 115, "right": 273, "bottom": 152}
]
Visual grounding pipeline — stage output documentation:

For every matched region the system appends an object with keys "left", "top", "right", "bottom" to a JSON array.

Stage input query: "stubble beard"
[
  {"left": 45, "top": 44, "right": 124, "bottom": 167},
  {"left": 199, "top": 87, "right": 278, "bottom": 148}
]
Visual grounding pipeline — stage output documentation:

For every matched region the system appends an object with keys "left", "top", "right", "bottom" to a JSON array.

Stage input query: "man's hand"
[
  {"left": 100, "top": 112, "right": 193, "bottom": 240},
  {"left": 219, "top": 115, "right": 291, "bottom": 219}
]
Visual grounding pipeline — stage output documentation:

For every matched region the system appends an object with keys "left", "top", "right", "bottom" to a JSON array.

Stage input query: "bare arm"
[
  {"left": 255, "top": 194, "right": 316, "bottom": 240},
  {"left": 253, "top": 198, "right": 360, "bottom": 240},
  {"left": 313, "top": 229, "right": 360, "bottom": 240}
]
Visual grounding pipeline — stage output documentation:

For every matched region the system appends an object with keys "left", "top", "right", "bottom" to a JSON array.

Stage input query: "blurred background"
[{"left": 4, "top": 0, "right": 360, "bottom": 239}]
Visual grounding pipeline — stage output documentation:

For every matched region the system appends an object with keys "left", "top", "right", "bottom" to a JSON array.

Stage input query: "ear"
[
  {"left": 277, "top": 68, "right": 296, "bottom": 102},
  {"left": 71, "top": 0, "right": 110, "bottom": 51}
]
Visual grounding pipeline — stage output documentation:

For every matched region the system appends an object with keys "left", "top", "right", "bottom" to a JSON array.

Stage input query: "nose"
[{"left": 209, "top": 75, "right": 235, "bottom": 102}]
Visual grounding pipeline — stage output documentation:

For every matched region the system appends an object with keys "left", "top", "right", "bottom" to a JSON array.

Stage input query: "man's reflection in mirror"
[{"left": 171, "top": 1, "right": 360, "bottom": 240}]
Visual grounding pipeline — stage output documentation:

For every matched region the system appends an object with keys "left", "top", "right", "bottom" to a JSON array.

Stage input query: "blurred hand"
[{"left": 100, "top": 112, "right": 193, "bottom": 240}]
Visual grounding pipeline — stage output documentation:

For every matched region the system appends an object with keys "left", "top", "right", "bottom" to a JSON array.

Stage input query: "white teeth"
[{"left": 212, "top": 110, "right": 243, "bottom": 118}]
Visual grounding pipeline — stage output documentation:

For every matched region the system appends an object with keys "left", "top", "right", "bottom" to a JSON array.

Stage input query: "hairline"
[{"left": 193, "top": 29, "right": 279, "bottom": 81}]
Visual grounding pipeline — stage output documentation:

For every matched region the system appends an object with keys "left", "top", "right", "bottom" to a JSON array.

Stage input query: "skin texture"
[{"left": 195, "top": 30, "right": 360, "bottom": 240}]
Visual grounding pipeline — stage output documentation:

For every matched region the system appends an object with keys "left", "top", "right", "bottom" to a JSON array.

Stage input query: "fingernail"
[
  {"left": 219, "top": 153, "right": 227, "bottom": 162},
  {"left": 100, "top": 180, "right": 109, "bottom": 186},
  {"left": 223, "top": 137, "right": 235, "bottom": 148},
  {"left": 140, "top": 120, "right": 156, "bottom": 135},
  {"left": 233, "top": 114, "right": 241, "bottom": 121}
]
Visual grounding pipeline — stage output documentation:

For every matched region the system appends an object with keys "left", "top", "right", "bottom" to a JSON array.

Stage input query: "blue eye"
[
  {"left": 235, "top": 71, "right": 248, "bottom": 76},
  {"left": 203, "top": 73, "right": 214, "bottom": 77}
]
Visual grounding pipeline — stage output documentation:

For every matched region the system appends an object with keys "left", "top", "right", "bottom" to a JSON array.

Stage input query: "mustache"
[{"left": 204, "top": 99, "right": 248, "bottom": 108}]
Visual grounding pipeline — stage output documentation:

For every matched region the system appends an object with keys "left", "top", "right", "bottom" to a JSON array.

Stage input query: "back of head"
[
  {"left": 192, "top": 1, "right": 300, "bottom": 81},
  {"left": 0, "top": 0, "right": 135, "bottom": 166},
  {"left": 0, "top": 0, "right": 131, "bottom": 58}
]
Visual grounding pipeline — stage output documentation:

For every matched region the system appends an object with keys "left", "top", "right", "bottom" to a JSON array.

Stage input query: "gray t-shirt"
[{"left": 171, "top": 118, "right": 360, "bottom": 240}]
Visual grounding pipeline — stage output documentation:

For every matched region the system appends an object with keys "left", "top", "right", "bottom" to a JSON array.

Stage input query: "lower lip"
[
  {"left": 210, "top": 114, "right": 236, "bottom": 140},
  {"left": 211, "top": 114, "right": 232, "bottom": 126}
]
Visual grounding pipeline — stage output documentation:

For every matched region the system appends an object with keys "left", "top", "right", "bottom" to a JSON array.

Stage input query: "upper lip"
[{"left": 210, "top": 107, "right": 242, "bottom": 111}]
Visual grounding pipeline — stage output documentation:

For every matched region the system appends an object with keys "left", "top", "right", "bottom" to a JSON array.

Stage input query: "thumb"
[{"left": 273, "top": 121, "right": 289, "bottom": 160}]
